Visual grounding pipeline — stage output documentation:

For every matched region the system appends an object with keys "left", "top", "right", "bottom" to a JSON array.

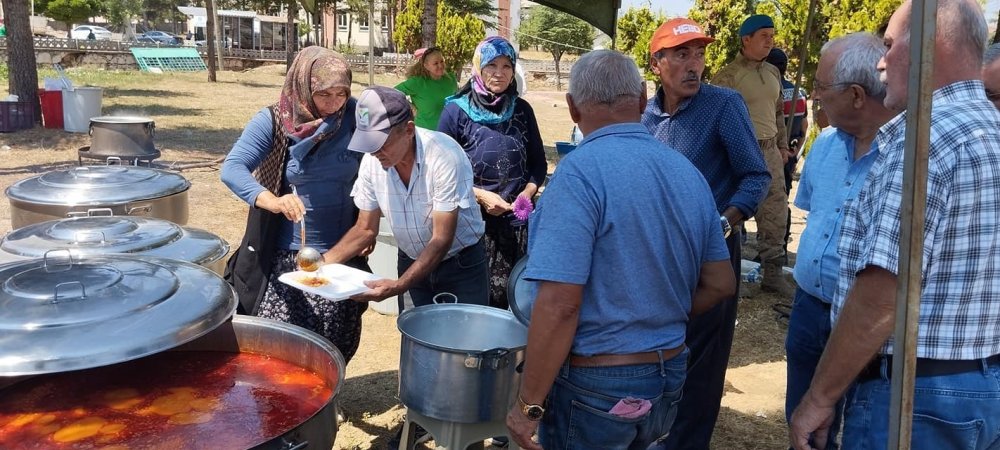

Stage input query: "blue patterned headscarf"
[{"left": 447, "top": 36, "right": 519, "bottom": 124}]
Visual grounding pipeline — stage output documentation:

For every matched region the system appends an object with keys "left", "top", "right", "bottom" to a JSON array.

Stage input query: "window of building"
[
  {"left": 357, "top": 13, "right": 369, "bottom": 31},
  {"left": 337, "top": 13, "right": 348, "bottom": 31},
  {"left": 380, "top": 13, "right": 388, "bottom": 31}
]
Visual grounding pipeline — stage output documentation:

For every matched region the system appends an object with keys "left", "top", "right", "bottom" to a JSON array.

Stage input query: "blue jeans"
[
  {"left": 397, "top": 239, "right": 489, "bottom": 307},
  {"left": 842, "top": 357, "right": 1000, "bottom": 449},
  {"left": 785, "top": 288, "right": 843, "bottom": 449},
  {"left": 539, "top": 348, "right": 688, "bottom": 450}
]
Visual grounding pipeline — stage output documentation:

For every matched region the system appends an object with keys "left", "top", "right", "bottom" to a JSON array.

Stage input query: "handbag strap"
[{"left": 252, "top": 104, "right": 290, "bottom": 195}]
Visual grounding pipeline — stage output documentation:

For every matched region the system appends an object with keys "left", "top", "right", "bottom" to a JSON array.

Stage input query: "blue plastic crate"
[{"left": 0, "top": 101, "right": 35, "bottom": 133}]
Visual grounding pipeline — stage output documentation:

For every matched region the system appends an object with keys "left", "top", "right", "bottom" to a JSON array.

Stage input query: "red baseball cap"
[{"left": 649, "top": 18, "right": 715, "bottom": 54}]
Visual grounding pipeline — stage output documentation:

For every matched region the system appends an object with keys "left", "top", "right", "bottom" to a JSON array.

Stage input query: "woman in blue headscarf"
[{"left": 437, "top": 36, "right": 547, "bottom": 311}]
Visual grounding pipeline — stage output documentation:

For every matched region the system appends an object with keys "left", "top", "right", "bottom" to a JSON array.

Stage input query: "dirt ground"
[{"left": 0, "top": 67, "right": 804, "bottom": 449}]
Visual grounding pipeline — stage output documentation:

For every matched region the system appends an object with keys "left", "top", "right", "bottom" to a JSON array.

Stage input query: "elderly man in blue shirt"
[
  {"left": 641, "top": 17, "right": 770, "bottom": 450},
  {"left": 785, "top": 32, "right": 895, "bottom": 450},
  {"left": 505, "top": 49, "right": 735, "bottom": 450}
]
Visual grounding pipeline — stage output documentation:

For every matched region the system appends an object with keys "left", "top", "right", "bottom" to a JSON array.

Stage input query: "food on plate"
[{"left": 298, "top": 276, "right": 329, "bottom": 287}]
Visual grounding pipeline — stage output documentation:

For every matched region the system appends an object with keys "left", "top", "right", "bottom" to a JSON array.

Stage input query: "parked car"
[
  {"left": 70, "top": 25, "right": 112, "bottom": 41},
  {"left": 136, "top": 31, "right": 180, "bottom": 45}
]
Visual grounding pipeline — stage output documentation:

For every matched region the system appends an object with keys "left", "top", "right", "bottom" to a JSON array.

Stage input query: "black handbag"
[{"left": 224, "top": 105, "right": 290, "bottom": 315}]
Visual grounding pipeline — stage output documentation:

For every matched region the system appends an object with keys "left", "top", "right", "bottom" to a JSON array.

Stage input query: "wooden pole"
[{"left": 888, "top": 0, "right": 935, "bottom": 448}]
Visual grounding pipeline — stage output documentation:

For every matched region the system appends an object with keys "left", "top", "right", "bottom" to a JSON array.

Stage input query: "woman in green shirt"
[{"left": 394, "top": 47, "right": 458, "bottom": 129}]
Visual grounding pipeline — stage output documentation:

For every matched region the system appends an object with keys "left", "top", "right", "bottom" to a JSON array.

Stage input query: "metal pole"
[
  {"left": 888, "top": 0, "right": 935, "bottom": 448},
  {"left": 368, "top": 0, "right": 375, "bottom": 87},
  {"left": 787, "top": 0, "right": 818, "bottom": 146}
]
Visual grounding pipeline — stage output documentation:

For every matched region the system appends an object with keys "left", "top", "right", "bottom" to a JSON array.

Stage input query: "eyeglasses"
[
  {"left": 987, "top": 89, "right": 1000, "bottom": 101},
  {"left": 813, "top": 79, "right": 855, "bottom": 93}
]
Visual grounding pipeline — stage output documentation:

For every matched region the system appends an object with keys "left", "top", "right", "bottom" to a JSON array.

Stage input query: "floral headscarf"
[
  {"left": 277, "top": 46, "right": 352, "bottom": 139},
  {"left": 446, "top": 36, "right": 519, "bottom": 124}
]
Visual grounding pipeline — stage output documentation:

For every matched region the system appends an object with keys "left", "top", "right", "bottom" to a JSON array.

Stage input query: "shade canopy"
[{"left": 530, "top": 0, "right": 623, "bottom": 38}]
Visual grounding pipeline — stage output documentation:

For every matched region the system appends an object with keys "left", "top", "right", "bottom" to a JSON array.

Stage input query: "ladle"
[{"left": 292, "top": 185, "right": 323, "bottom": 273}]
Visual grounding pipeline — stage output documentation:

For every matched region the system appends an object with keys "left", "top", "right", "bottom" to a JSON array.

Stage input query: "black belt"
[{"left": 857, "top": 354, "right": 1000, "bottom": 381}]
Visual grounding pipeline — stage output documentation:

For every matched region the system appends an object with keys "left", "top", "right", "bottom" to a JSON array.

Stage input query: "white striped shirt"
[
  {"left": 352, "top": 128, "right": 484, "bottom": 260},
  {"left": 835, "top": 80, "right": 1000, "bottom": 360}
]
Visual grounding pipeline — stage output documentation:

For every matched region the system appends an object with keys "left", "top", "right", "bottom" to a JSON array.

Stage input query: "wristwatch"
[
  {"left": 519, "top": 395, "right": 545, "bottom": 421},
  {"left": 720, "top": 215, "right": 733, "bottom": 238}
]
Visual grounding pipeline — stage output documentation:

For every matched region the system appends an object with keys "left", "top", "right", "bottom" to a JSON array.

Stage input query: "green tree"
[
  {"left": 436, "top": 3, "right": 485, "bottom": 74},
  {"left": 519, "top": 5, "right": 594, "bottom": 90},
  {"left": 103, "top": 0, "right": 142, "bottom": 37},
  {"left": 615, "top": 6, "right": 665, "bottom": 81},
  {"left": 44, "top": 0, "right": 103, "bottom": 29},
  {"left": 690, "top": 0, "right": 747, "bottom": 78},
  {"left": 822, "top": 0, "right": 901, "bottom": 39},
  {"left": 394, "top": 0, "right": 422, "bottom": 52}
]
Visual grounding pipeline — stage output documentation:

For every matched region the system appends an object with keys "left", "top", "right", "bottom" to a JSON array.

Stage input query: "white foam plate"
[{"left": 278, "top": 263, "right": 381, "bottom": 300}]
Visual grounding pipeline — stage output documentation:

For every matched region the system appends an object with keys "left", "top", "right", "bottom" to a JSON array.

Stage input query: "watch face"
[{"left": 525, "top": 405, "right": 544, "bottom": 420}]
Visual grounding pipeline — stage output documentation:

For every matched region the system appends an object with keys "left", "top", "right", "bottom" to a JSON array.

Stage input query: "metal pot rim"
[{"left": 397, "top": 304, "right": 528, "bottom": 353}]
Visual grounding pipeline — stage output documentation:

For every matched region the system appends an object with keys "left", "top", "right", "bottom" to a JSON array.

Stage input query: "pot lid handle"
[
  {"left": 69, "top": 166, "right": 93, "bottom": 177},
  {"left": 464, "top": 347, "right": 512, "bottom": 370},
  {"left": 42, "top": 249, "right": 75, "bottom": 272},
  {"left": 74, "top": 231, "right": 106, "bottom": 244},
  {"left": 53, "top": 281, "right": 87, "bottom": 303},
  {"left": 67, "top": 208, "right": 114, "bottom": 219},
  {"left": 432, "top": 292, "right": 458, "bottom": 304}
]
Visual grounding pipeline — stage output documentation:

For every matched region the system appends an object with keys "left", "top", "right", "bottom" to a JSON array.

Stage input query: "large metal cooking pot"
[
  {"left": 0, "top": 253, "right": 343, "bottom": 449},
  {"left": 0, "top": 216, "right": 229, "bottom": 274},
  {"left": 89, "top": 115, "right": 158, "bottom": 160},
  {"left": 397, "top": 301, "right": 528, "bottom": 423},
  {"left": 6, "top": 165, "right": 190, "bottom": 228},
  {"left": 171, "top": 315, "right": 345, "bottom": 449}
]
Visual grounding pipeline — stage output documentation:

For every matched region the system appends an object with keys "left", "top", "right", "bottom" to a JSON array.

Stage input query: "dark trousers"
[
  {"left": 655, "top": 229, "right": 741, "bottom": 450},
  {"left": 396, "top": 239, "right": 489, "bottom": 308}
]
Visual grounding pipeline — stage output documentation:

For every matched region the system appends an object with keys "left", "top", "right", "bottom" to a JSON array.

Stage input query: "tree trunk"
[
  {"left": 205, "top": 0, "right": 218, "bottom": 82},
  {"left": 553, "top": 51, "right": 562, "bottom": 91},
  {"left": 287, "top": 0, "right": 298, "bottom": 68},
  {"left": 993, "top": 8, "right": 1000, "bottom": 44},
  {"left": 1, "top": 0, "right": 40, "bottom": 124},
  {"left": 333, "top": 0, "right": 338, "bottom": 47},
  {"left": 313, "top": 9, "right": 322, "bottom": 47},
  {"left": 421, "top": 0, "right": 436, "bottom": 47}
]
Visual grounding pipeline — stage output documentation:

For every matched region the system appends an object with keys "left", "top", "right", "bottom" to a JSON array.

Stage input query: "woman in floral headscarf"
[
  {"left": 222, "top": 47, "right": 370, "bottom": 364},
  {"left": 438, "top": 36, "right": 547, "bottom": 311}
]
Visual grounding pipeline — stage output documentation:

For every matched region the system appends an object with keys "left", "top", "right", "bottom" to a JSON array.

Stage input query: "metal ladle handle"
[{"left": 292, "top": 185, "right": 305, "bottom": 248}]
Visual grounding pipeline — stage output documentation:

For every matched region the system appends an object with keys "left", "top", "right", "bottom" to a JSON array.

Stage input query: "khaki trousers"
[{"left": 756, "top": 137, "right": 788, "bottom": 262}]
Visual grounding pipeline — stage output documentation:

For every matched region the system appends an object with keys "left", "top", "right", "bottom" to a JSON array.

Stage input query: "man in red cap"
[
  {"left": 713, "top": 14, "right": 795, "bottom": 298},
  {"left": 641, "top": 18, "right": 770, "bottom": 450}
]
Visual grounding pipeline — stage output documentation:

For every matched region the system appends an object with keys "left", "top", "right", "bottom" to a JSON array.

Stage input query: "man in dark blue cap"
[{"left": 713, "top": 14, "right": 795, "bottom": 298}]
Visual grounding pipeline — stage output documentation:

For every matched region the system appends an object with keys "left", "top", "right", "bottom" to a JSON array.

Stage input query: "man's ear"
[
  {"left": 851, "top": 85, "right": 866, "bottom": 109},
  {"left": 638, "top": 84, "right": 648, "bottom": 116},
  {"left": 650, "top": 56, "right": 661, "bottom": 76},
  {"left": 567, "top": 93, "right": 581, "bottom": 124}
]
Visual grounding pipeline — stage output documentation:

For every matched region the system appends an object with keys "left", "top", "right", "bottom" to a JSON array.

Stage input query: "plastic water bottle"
[{"left": 741, "top": 259, "right": 762, "bottom": 284}]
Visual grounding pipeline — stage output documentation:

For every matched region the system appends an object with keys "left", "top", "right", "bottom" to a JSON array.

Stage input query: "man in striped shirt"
[{"left": 789, "top": 1, "right": 1000, "bottom": 449}]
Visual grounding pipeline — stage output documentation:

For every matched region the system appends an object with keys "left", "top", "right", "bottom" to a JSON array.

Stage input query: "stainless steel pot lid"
[
  {"left": 5, "top": 166, "right": 190, "bottom": 205},
  {"left": 0, "top": 253, "right": 236, "bottom": 376},
  {"left": 90, "top": 115, "right": 154, "bottom": 124},
  {"left": 507, "top": 256, "right": 538, "bottom": 327},
  {"left": 0, "top": 216, "right": 228, "bottom": 266}
]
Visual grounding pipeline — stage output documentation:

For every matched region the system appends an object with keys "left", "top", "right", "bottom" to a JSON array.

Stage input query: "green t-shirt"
[
  {"left": 0, "top": 25, "right": 6, "bottom": 37},
  {"left": 395, "top": 72, "right": 458, "bottom": 130}
]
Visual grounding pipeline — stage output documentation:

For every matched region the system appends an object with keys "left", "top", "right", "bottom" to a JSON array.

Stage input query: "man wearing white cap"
[{"left": 324, "top": 86, "right": 489, "bottom": 307}]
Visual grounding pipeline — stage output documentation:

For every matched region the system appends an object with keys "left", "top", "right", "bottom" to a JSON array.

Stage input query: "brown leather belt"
[{"left": 569, "top": 345, "right": 686, "bottom": 368}]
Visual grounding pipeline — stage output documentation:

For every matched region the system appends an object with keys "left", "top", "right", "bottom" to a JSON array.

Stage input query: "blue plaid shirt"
[
  {"left": 642, "top": 85, "right": 770, "bottom": 216},
  {"left": 834, "top": 80, "right": 1000, "bottom": 360}
]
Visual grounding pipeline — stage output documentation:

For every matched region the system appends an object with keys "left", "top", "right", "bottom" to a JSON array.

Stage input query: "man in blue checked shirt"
[
  {"left": 790, "top": 1, "right": 1000, "bottom": 449},
  {"left": 784, "top": 32, "right": 896, "bottom": 450},
  {"left": 641, "top": 17, "right": 770, "bottom": 450}
]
